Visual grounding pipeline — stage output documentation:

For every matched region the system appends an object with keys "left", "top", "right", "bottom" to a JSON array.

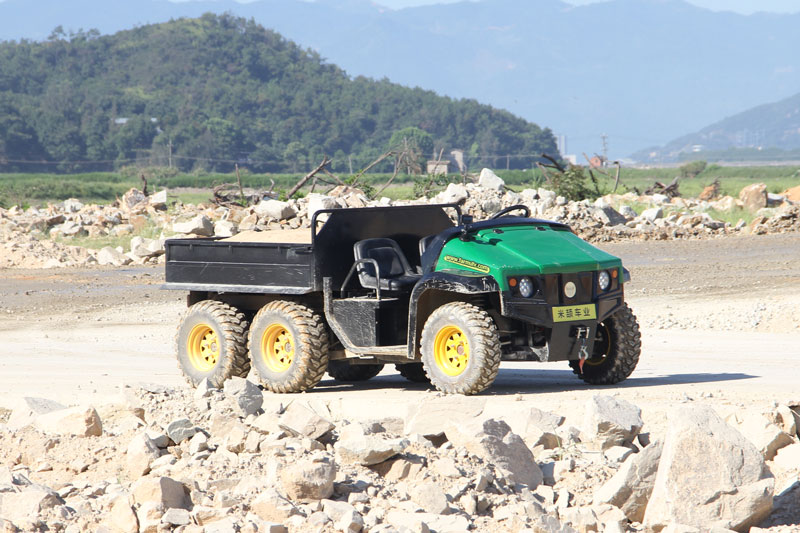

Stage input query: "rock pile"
[
  {"left": 1, "top": 170, "right": 799, "bottom": 269},
  {"left": 1, "top": 385, "right": 799, "bottom": 532}
]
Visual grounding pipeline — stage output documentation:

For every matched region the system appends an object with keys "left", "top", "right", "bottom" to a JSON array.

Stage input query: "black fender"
[{"left": 405, "top": 271, "right": 500, "bottom": 359}]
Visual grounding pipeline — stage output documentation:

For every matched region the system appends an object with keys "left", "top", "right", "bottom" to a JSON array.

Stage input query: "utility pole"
[
  {"left": 168, "top": 138, "right": 173, "bottom": 169},
  {"left": 601, "top": 133, "right": 608, "bottom": 165}
]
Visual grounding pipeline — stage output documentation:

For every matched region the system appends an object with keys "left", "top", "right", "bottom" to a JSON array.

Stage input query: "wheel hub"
[
  {"left": 187, "top": 324, "right": 220, "bottom": 371},
  {"left": 262, "top": 324, "right": 295, "bottom": 372},
  {"left": 433, "top": 325, "right": 470, "bottom": 377}
]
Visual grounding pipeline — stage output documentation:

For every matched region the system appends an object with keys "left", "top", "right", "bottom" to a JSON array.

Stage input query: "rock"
[
  {"left": 97, "top": 246, "right": 132, "bottom": 266},
  {"left": 618, "top": 205, "right": 637, "bottom": 219},
  {"left": 224, "top": 425, "right": 248, "bottom": 454},
  {"left": 126, "top": 432, "right": 162, "bottom": 478},
  {"left": 405, "top": 396, "right": 485, "bottom": 438},
  {"left": 594, "top": 205, "right": 628, "bottom": 226},
  {"left": 306, "top": 194, "right": 339, "bottom": 220},
  {"left": 604, "top": 445, "right": 635, "bottom": 464},
  {"left": 6, "top": 397, "right": 67, "bottom": 430},
  {"left": 120, "top": 189, "right": 148, "bottom": 212},
  {"left": 132, "top": 476, "right": 190, "bottom": 510},
  {"left": 436, "top": 183, "right": 469, "bottom": 204},
  {"left": 172, "top": 214, "right": 214, "bottom": 236},
  {"left": 251, "top": 489, "right": 300, "bottom": 522},
  {"left": 410, "top": 481, "right": 450, "bottom": 514},
  {"left": 335, "top": 422, "right": 408, "bottom": 466},
  {"left": 255, "top": 199, "right": 297, "bottom": 220},
  {"left": 370, "top": 455, "right": 425, "bottom": 482},
  {"left": 279, "top": 401, "right": 334, "bottom": 440},
  {"left": 652, "top": 193, "right": 670, "bottom": 204},
  {"left": 223, "top": 377, "right": 263, "bottom": 416},
  {"left": 130, "top": 236, "right": 165, "bottom": 258},
  {"left": 771, "top": 442, "right": 800, "bottom": 471},
  {"left": 136, "top": 501, "right": 165, "bottom": 533},
  {"left": 523, "top": 407, "right": 564, "bottom": 449},
  {"left": 733, "top": 412, "right": 794, "bottom": 460},
  {"left": 774, "top": 404, "right": 797, "bottom": 437},
  {"left": 387, "top": 511, "right": 469, "bottom": 533},
  {"left": 594, "top": 440, "right": 663, "bottom": 522},
  {"left": 35, "top": 405, "right": 102, "bottom": 437},
  {"left": 149, "top": 189, "right": 168, "bottom": 209},
  {"left": 0, "top": 488, "right": 63, "bottom": 523},
  {"left": 161, "top": 508, "right": 191, "bottom": 526},
  {"left": 109, "top": 496, "right": 139, "bottom": 533},
  {"left": 213, "top": 220, "right": 238, "bottom": 238},
  {"left": 582, "top": 395, "right": 643, "bottom": 450},
  {"left": 478, "top": 168, "right": 505, "bottom": 192},
  {"left": 165, "top": 418, "right": 197, "bottom": 444},
  {"left": 643, "top": 406, "right": 774, "bottom": 531},
  {"left": 280, "top": 453, "right": 336, "bottom": 501},
  {"left": 739, "top": 183, "right": 768, "bottom": 212},
  {"left": 640, "top": 207, "right": 663, "bottom": 222},
  {"left": 445, "top": 418, "right": 543, "bottom": 488},
  {"left": 63, "top": 198, "right": 85, "bottom": 212}
]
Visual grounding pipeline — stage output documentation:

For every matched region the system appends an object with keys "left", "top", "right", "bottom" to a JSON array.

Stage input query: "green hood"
[{"left": 435, "top": 223, "right": 622, "bottom": 289}]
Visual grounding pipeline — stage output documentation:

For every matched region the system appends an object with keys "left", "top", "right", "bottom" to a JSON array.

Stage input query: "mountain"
[
  {"left": 633, "top": 91, "right": 800, "bottom": 162},
  {"left": 0, "top": 14, "right": 556, "bottom": 172},
  {"left": 1, "top": 0, "right": 800, "bottom": 160}
]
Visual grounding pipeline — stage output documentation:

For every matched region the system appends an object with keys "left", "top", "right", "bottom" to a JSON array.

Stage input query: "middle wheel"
[
  {"left": 420, "top": 302, "right": 501, "bottom": 395},
  {"left": 248, "top": 300, "right": 329, "bottom": 393}
]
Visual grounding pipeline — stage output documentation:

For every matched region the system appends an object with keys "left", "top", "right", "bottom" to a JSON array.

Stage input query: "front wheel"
[
  {"left": 420, "top": 302, "right": 501, "bottom": 395},
  {"left": 248, "top": 301, "right": 329, "bottom": 393},
  {"left": 569, "top": 303, "right": 641, "bottom": 384},
  {"left": 175, "top": 300, "right": 250, "bottom": 387}
]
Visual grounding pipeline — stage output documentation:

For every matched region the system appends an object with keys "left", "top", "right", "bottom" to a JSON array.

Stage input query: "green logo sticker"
[{"left": 443, "top": 255, "right": 491, "bottom": 274}]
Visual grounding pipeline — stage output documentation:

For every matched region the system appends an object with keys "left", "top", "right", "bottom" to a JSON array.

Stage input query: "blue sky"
[{"left": 374, "top": 0, "right": 800, "bottom": 14}]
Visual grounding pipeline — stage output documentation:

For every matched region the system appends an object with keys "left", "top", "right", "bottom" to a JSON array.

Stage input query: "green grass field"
[{"left": 1, "top": 165, "right": 798, "bottom": 209}]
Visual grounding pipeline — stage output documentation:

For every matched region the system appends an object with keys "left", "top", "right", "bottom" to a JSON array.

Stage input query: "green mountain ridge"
[
  {"left": 0, "top": 13, "right": 557, "bottom": 173},
  {"left": 635, "top": 92, "right": 800, "bottom": 163}
]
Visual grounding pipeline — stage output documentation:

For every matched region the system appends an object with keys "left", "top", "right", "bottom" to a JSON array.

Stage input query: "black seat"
[{"left": 353, "top": 238, "right": 422, "bottom": 291}]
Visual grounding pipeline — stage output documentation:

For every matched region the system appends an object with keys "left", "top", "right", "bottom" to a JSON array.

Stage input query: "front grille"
[{"left": 542, "top": 272, "right": 595, "bottom": 305}]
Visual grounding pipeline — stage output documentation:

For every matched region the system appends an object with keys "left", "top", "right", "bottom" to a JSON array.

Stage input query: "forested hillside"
[{"left": 0, "top": 14, "right": 557, "bottom": 173}]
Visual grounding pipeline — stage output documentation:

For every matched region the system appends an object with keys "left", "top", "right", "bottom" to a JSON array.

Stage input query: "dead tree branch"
[{"left": 287, "top": 156, "right": 332, "bottom": 198}]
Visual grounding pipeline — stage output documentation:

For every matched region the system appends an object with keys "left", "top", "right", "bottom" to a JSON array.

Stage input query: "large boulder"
[
  {"left": 731, "top": 412, "right": 794, "bottom": 460},
  {"left": 223, "top": 377, "right": 263, "bottom": 416},
  {"left": 594, "top": 440, "right": 663, "bottom": 522},
  {"left": 643, "top": 406, "right": 774, "bottom": 532},
  {"left": 172, "top": 215, "right": 214, "bottom": 236},
  {"left": 739, "top": 183, "right": 768, "bottom": 212},
  {"left": 405, "top": 396, "right": 485, "bottom": 438},
  {"left": 6, "top": 397, "right": 67, "bottom": 430},
  {"left": 436, "top": 183, "right": 469, "bottom": 204},
  {"left": 478, "top": 168, "right": 505, "bottom": 192},
  {"left": 335, "top": 422, "right": 408, "bottom": 466},
  {"left": 35, "top": 405, "right": 103, "bottom": 437},
  {"left": 254, "top": 199, "right": 297, "bottom": 221},
  {"left": 280, "top": 453, "right": 336, "bottom": 501},
  {"left": 279, "top": 402, "right": 335, "bottom": 440},
  {"left": 582, "top": 395, "right": 643, "bottom": 450},
  {"left": 445, "top": 418, "right": 543, "bottom": 488},
  {"left": 132, "top": 476, "right": 190, "bottom": 510}
]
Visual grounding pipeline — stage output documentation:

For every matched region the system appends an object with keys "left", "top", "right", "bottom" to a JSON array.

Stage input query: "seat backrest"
[
  {"left": 418, "top": 234, "right": 437, "bottom": 256},
  {"left": 354, "top": 238, "right": 413, "bottom": 288}
]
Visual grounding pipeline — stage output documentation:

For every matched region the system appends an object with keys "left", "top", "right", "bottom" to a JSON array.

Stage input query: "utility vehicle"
[{"left": 163, "top": 204, "right": 641, "bottom": 395}]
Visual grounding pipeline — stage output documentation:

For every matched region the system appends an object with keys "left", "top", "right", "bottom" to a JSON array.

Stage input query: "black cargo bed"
[{"left": 164, "top": 238, "right": 315, "bottom": 294}]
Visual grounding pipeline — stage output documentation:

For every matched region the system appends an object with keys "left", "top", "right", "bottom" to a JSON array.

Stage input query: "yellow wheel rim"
[
  {"left": 262, "top": 323, "right": 295, "bottom": 372},
  {"left": 187, "top": 324, "right": 220, "bottom": 372},
  {"left": 433, "top": 325, "right": 470, "bottom": 377}
]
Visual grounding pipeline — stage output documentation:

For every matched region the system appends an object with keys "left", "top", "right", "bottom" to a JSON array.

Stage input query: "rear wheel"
[
  {"left": 420, "top": 302, "right": 501, "bottom": 395},
  {"left": 395, "top": 363, "right": 430, "bottom": 383},
  {"left": 248, "top": 300, "right": 329, "bottom": 393},
  {"left": 327, "top": 360, "right": 384, "bottom": 382},
  {"left": 570, "top": 303, "right": 641, "bottom": 384},
  {"left": 175, "top": 300, "right": 250, "bottom": 387}
]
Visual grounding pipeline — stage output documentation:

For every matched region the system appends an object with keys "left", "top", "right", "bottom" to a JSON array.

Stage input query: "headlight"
[
  {"left": 519, "top": 276, "right": 535, "bottom": 298},
  {"left": 598, "top": 270, "right": 611, "bottom": 291}
]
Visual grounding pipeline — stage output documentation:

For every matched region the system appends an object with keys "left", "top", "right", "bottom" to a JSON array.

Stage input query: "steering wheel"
[{"left": 489, "top": 204, "right": 531, "bottom": 220}]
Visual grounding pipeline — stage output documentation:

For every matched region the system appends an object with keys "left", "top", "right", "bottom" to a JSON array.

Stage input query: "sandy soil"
[{"left": 0, "top": 232, "right": 798, "bottom": 428}]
